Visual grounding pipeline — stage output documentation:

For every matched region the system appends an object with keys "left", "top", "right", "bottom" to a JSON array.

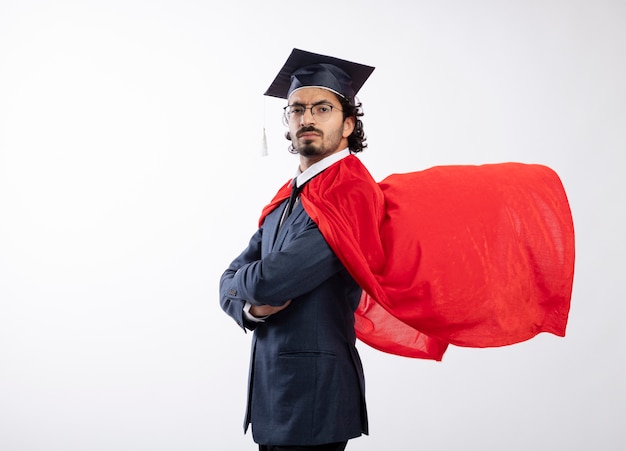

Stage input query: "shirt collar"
[{"left": 293, "top": 148, "right": 351, "bottom": 188}]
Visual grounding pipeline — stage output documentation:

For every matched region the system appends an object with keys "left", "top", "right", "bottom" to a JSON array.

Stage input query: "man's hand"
[{"left": 249, "top": 300, "right": 292, "bottom": 318}]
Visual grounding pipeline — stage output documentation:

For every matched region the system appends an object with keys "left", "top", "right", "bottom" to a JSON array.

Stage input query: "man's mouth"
[{"left": 297, "top": 127, "right": 320, "bottom": 139}]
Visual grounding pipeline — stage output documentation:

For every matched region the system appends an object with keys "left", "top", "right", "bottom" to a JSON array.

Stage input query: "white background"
[{"left": 1, "top": 1, "right": 624, "bottom": 450}]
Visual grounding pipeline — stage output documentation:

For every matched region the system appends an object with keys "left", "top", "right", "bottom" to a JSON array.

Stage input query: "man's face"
[{"left": 286, "top": 87, "right": 355, "bottom": 165}]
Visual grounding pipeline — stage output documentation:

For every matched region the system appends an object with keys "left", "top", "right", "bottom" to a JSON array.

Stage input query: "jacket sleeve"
[
  {"left": 219, "top": 228, "right": 263, "bottom": 331},
  {"left": 219, "top": 216, "right": 346, "bottom": 328}
]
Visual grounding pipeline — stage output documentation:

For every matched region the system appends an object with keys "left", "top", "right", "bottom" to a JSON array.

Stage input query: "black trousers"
[{"left": 259, "top": 442, "right": 347, "bottom": 451}]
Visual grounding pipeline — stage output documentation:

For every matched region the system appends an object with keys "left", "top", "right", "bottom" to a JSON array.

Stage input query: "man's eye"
[
  {"left": 317, "top": 106, "right": 331, "bottom": 113},
  {"left": 290, "top": 107, "right": 304, "bottom": 114}
]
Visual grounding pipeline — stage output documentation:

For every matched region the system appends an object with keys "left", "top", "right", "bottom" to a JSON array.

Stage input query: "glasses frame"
[{"left": 283, "top": 102, "right": 344, "bottom": 123}]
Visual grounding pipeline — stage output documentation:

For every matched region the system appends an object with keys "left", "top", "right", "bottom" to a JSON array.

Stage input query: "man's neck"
[
  {"left": 294, "top": 148, "right": 351, "bottom": 188},
  {"left": 299, "top": 147, "right": 347, "bottom": 171}
]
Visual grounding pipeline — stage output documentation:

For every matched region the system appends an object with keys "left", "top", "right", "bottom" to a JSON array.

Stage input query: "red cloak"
[{"left": 260, "top": 156, "right": 575, "bottom": 360}]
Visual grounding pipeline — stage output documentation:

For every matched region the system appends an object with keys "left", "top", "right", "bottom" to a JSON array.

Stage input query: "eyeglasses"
[{"left": 283, "top": 103, "right": 343, "bottom": 123}]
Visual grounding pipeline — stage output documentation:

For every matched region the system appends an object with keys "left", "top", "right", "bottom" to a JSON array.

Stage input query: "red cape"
[{"left": 260, "top": 156, "right": 575, "bottom": 360}]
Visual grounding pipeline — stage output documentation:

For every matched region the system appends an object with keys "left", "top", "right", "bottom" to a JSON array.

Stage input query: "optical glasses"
[{"left": 283, "top": 103, "right": 343, "bottom": 123}]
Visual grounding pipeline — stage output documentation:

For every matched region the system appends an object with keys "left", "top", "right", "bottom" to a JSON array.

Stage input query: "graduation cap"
[{"left": 264, "top": 48, "right": 375, "bottom": 101}]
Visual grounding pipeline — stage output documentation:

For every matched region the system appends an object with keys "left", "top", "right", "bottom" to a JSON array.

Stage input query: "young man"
[
  {"left": 219, "top": 49, "right": 375, "bottom": 450},
  {"left": 220, "top": 48, "right": 575, "bottom": 451}
]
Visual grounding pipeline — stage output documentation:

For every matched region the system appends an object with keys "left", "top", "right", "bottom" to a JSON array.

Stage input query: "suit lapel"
[{"left": 272, "top": 202, "right": 305, "bottom": 251}]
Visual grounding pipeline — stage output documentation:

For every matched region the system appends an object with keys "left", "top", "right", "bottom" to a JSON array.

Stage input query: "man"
[
  {"left": 220, "top": 48, "right": 575, "bottom": 450},
  {"left": 219, "top": 49, "right": 375, "bottom": 450}
]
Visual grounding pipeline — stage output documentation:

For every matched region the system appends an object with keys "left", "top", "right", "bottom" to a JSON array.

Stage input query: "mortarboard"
[{"left": 264, "top": 48, "right": 375, "bottom": 101}]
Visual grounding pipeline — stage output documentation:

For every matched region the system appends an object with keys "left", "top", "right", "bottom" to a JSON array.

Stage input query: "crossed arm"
[{"left": 219, "top": 218, "right": 344, "bottom": 329}]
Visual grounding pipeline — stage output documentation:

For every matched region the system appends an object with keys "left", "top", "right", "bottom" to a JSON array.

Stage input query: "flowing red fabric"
[{"left": 259, "top": 156, "right": 575, "bottom": 360}]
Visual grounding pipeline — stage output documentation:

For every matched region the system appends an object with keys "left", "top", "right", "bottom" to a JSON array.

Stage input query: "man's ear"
[{"left": 343, "top": 116, "right": 356, "bottom": 138}]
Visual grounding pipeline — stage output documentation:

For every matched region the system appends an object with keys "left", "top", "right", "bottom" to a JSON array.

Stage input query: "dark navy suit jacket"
[{"left": 220, "top": 198, "right": 368, "bottom": 446}]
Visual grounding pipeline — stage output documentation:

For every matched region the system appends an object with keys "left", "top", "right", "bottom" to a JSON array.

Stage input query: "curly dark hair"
[
  {"left": 285, "top": 94, "right": 367, "bottom": 153},
  {"left": 340, "top": 96, "right": 367, "bottom": 153}
]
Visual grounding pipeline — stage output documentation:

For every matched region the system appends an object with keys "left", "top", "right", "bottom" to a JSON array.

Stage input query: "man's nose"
[{"left": 300, "top": 107, "right": 316, "bottom": 125}]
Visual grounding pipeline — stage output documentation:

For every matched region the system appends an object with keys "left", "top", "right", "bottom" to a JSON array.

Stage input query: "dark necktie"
[{"left": 285, "top": 180, "right": 303, "bottom": 217}]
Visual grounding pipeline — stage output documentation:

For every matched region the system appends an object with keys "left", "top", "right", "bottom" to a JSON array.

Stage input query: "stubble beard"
[{"left": 297, "top": 140, "right": 322, "bottom": 157}]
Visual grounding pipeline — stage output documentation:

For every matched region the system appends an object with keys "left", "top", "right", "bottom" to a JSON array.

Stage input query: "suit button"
[{"left": 229, "top": 288, "right": 237, "bottom": 296}]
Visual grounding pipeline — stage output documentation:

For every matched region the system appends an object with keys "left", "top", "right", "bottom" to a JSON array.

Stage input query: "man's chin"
[{"left": 296, "top": 144, "right": 321, "bottom": 156}]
